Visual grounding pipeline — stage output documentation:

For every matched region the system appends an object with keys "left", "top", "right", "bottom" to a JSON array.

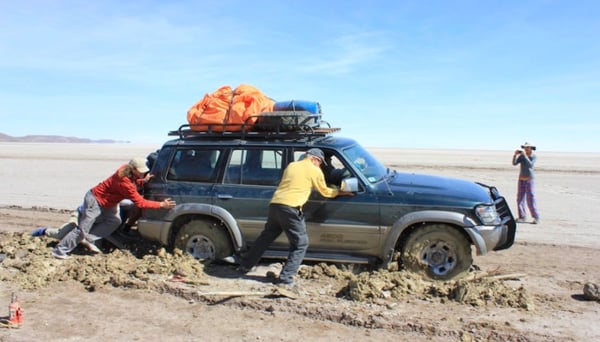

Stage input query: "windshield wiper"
[
  {"left": 374, "top": 168, "right": 395, "bottom": 183},
  {"left": 385, "top": 168, "right": 396, "bottom": 181}
]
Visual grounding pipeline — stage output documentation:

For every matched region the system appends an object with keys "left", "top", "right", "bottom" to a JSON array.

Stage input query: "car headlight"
[{"left": 475, "top": 205, "right": 501, "bottom": 225}]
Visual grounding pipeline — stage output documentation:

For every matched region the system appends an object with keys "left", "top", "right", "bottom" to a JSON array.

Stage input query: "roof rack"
[{"left": 168, "top": 111, "right": 341, "bottom": 141}]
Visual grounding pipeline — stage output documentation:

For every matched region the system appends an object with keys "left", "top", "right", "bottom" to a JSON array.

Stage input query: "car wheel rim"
[
  {"left": 420, "top": 241, "right": 456, "bottom": 276},
  {"left": 185, "top": 235, "right": 216, "bottom": 260}
]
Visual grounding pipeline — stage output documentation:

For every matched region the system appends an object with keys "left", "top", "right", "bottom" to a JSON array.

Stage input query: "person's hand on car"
[{"left": 160, "top": 198, "right": 176, "bottom": 209}]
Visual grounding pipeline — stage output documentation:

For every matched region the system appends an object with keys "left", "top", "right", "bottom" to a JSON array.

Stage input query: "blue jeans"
[{"left": 241, "top": 204, "right": 309, "bottom": 284}]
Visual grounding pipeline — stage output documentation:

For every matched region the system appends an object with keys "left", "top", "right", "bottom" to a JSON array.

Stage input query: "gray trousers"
[
  {"left": 241, "top": 204, "right": 308, "bottom": 284},
  {"left": 53, "top": 190, "right": 121, "bottom": 255},
  {"left": 45, "top": 209, "right": 79, "bottom": 240}
]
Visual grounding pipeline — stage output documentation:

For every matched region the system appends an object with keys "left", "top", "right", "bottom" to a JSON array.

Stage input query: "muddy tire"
[
  {"left": 174, "top": 220, "right": 233, "bottom": 261},
  {"left": 401, "top": 224, "right": 472, "bottom": 281}
]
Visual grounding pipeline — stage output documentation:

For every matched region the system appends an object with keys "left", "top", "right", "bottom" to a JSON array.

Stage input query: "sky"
[{"left": 1, "top": 0, "right": 599, "bottom": 152}]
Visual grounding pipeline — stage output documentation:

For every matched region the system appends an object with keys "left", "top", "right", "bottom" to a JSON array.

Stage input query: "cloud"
[{"left": 298, "top": 31, "right": 390, "bottom": 75}]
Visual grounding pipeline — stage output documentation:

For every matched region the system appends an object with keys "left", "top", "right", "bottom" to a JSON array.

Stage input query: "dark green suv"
[{"left": 138, "top": 122, "right": 516, "bottom": 280}]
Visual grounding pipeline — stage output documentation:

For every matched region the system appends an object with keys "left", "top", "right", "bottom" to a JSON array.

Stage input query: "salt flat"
[{"left": 1, "top": 142, "right": 599, "bottom": 248}]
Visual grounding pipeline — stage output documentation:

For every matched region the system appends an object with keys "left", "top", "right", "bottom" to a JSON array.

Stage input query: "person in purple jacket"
[{"left": 512, "top": 142, "right": 540, "bottom": 224}]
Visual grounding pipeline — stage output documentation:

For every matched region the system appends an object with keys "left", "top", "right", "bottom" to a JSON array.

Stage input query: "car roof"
[{"left": 161, "top": 135, "right": 358, "bottom": 150}]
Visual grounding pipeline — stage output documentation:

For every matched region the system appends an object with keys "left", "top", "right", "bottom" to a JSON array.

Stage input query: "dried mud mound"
[
  {"left": 0, "top": 232, "right": 205, "bottom": 291},
  {"left": 1, "top": 232, "right": 531, "bottom": 309},
  {"left": 299, "top": 263, "right": 533, "bottom": 309}
]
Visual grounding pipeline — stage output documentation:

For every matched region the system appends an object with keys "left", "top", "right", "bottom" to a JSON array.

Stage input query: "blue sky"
[{"left": 1, "top": 1, "right": 599, "bottom": 152}]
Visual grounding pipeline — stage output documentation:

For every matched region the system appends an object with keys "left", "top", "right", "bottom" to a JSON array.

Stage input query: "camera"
[{"left": 515, "top": 150, "right": 522, "bottom": 154}]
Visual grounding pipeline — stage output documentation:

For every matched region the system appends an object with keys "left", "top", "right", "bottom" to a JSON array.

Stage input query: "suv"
[{"left": 137, "top": 119, "right": 516, "bottom": 280}]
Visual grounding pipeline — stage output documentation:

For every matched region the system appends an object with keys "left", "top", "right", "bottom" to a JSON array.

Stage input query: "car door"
[
  {"left": 144, "top": 146, "right": 221, "bottom": 220},
  {"left": 213, "top": 147, "right": 287, "bottom": 247},
  {"left": 293, "top": 149, "right": 382, "bottom": 255}
]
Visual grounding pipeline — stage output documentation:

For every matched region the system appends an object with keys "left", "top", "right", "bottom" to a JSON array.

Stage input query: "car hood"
[{"left": 386, "top": 171, "right": 492, "bottom": 206}]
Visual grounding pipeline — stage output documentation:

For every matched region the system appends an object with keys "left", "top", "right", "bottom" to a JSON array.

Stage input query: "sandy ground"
[{"left": 0, "top": 142, "right": 599, "bottom": 341}]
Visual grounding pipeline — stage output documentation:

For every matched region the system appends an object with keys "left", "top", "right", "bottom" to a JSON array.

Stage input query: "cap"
[
  {"left": 306, "top": 148, "right": 327, "bottom": 165},
  {"left": 129, "top": 157, "right": 150, "bottom": 173},
  {"left": 521, "top": 142, "right": 536, "bottom": 150}
]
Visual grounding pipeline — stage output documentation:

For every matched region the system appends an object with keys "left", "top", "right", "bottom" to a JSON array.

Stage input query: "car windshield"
[{"left": 341, "top": 144, "right": 388, "bottom": 183}]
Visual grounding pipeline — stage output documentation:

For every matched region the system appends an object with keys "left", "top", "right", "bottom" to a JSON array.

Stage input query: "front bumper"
[
  {"left": 465, "top": 223, "right": 510, "bottom": 255},
  {"left": 472, "top": 185, "right": 517, "bottom": 253}
]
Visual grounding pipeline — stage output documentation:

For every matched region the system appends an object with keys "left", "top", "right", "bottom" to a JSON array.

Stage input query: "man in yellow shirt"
[{"left": 238, "top": 148, "right": 353, "bottom": 286}]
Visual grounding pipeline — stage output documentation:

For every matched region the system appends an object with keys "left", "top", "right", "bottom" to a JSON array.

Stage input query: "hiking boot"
[
  {"left": 31, "top": 227, "right": 47, "bottom": 237},
  {"left": 272, "top": 280, "right": 300, "bottom": 297}
]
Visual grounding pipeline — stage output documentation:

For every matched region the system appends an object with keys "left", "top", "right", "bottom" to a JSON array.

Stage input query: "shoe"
[
  {"left": 51, "top": 251, "right": 71, "bottom": 260},
  {"left": 272, "top": 279, "right": 300, "bottom": 297},
  {"left": 532, "top": 218, "right": 539, "bottom": 224},
  {"left": 221, "top": 254, "right": 240, "bottom": 264},
  {"left": 516, "top": 218, "right": 527, "bottom": 223},
  {"left": 31, "top": 227, "right": 47, "bottom": 237},
  {"left": 80, "top": 239, "right": 101, "bottom": 254},
  {"left": 272, "top": 283, "right": 300, "bottom": 298}
]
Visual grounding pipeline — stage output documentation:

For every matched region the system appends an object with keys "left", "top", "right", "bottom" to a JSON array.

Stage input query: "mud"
[
  {"left": 0, "top": 232, "right": 206, "bottom": 292},
  {"left": 1, "top": 231, "right": 531, "bottom": 313}
]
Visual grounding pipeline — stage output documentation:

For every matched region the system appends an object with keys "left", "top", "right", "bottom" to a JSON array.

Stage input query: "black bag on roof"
[
  {"left": 253, "top": 100, "right": 322, "bottom": 132},
  {"left": 253, "top": 111, "right": 322, "bottom": 132}
]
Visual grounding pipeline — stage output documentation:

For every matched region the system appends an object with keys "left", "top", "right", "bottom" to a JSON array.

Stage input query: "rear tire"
[
  {"left": 174, "top": 220, "right": 233, "bottom": 261},
  {"left": 401, "top": 224, "right": 472, "bottom": 281}
]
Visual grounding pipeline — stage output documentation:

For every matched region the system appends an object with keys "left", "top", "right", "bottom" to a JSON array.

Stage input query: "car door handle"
[{"left": 217, "top": 193, "right": 233, "bottom": 200}]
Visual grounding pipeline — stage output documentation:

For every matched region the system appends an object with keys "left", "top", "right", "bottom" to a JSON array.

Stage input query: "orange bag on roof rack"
[{"left": 187, "top": 84, "right": 275, "bottom": 132}]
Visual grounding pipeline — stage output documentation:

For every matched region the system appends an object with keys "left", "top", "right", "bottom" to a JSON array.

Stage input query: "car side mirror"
[{"left": 341, "top": 177, "right": 359, "bottom": 192}]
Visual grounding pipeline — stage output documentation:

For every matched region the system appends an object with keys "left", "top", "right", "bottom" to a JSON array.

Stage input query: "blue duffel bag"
[{"left": 273, "top": 100, "right": 321, "bottom": 114}]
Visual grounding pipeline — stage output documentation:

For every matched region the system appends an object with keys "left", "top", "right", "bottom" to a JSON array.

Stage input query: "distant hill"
[{"left": 0, "top": 133, "right": 129, "bottom": 143}]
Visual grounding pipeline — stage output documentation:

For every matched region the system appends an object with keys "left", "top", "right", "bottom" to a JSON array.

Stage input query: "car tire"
[
  {"left": 174, "top": 220, "right": 233, "bottom": 261},
  {"left": 401, "top": 224, "right": 472, "bottom": 281}
]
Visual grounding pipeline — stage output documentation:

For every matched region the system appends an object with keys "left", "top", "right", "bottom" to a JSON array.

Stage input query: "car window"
[
  {"left": 341, "top": 144, "right": 387, "bottom": 183},
  {"left": 167, "top": 148, "right": 221, "bottom": 182},
  {"left": 293, "top": 149, "right": 353, "bottom": 187},
  {"left": 224, "top": 148, "right": 284, "bottom": 186},
  {"left": 151, "top": 147, "right": 174, "bottom": 180},
  {"left": 293, "top": 150, "right": 306, "bottom": 162},
  {"left": 321, "top": 154, "right": 352, "bottom": 187}
]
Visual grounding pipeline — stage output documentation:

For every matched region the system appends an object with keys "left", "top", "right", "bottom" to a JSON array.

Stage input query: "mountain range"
[{"left": 0, "top": 133, "right": 128, "bottom": 143}]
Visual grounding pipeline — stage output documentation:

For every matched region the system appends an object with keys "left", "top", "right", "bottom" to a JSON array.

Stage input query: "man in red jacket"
[{"left": 51, "top": 157, "right": 176, "bottom": 259}]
